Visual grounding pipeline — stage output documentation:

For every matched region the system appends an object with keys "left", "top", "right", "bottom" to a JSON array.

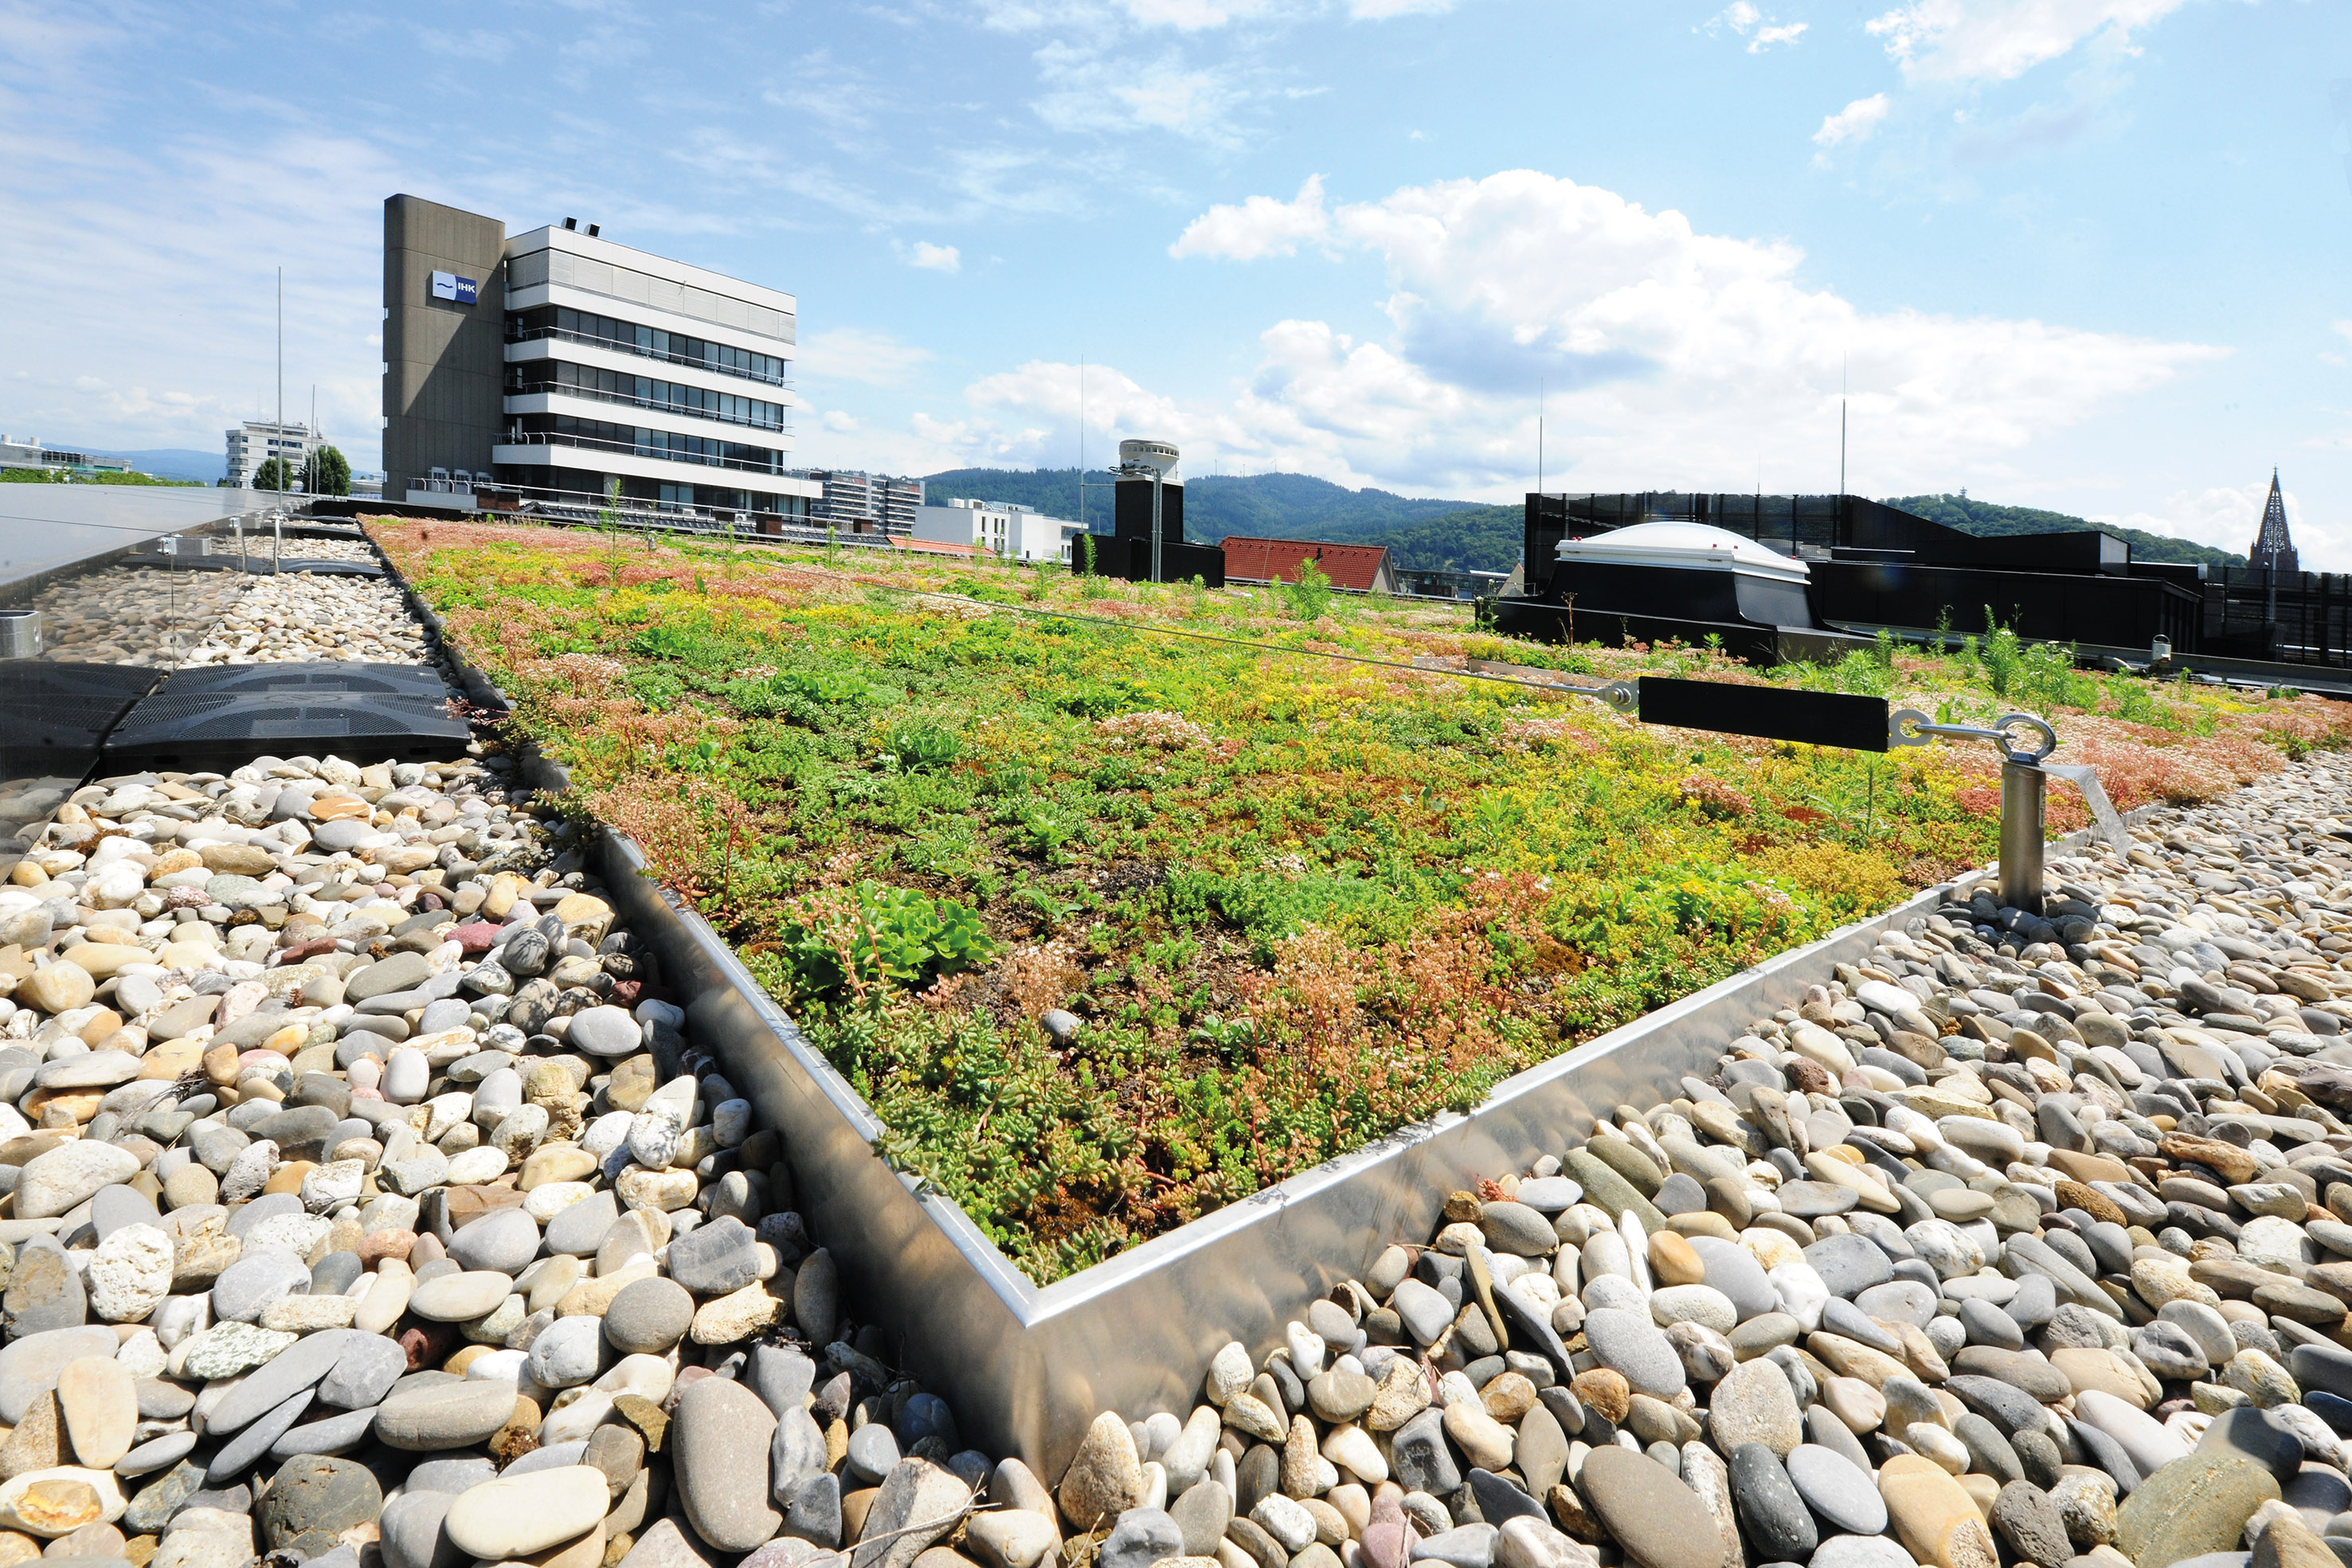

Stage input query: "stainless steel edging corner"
[{"left": 367, "top": 527, "right": 2166, "bottom": 1480}]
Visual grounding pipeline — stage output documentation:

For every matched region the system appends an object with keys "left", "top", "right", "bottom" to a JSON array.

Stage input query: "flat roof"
[{"left": 507, "top": 225, "right": 796, "bottom": 317}]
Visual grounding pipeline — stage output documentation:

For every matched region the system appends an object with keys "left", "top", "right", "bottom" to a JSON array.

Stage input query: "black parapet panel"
[
  {"left": 1636, "top": 676, "right": 1890, "bottom": 753},
  {"left": 0, "top": 663, "right": 166, "bottom": 857},
  {"left": 103, "top": 661, "right": 472, "bottom": 774},
  {"left": 1112, "top": 477, "right": 1185, "bottom": 544}
]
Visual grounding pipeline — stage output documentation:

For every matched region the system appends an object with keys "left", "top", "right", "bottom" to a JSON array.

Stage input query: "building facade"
[
  {"left": 914, "top": 496, "right": 1086, "bottom": 561},
  {"left": 224, "top": 421, "right": 319, "bottom": 489},
  {"left": 383, "top": 194, "right": 820, "bottom": 525},
  {"left": 804, "top": 470, "right": 922, "bottom": 535}
]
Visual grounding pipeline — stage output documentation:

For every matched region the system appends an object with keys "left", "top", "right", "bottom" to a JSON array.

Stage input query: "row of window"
[
  {"left": 515, "top": 414, "right": 785, "bottom": 474},
  {"left": 511, "top": 307, "right": 788, "bottom": 385},
  {"left": 510, "top": 362, "right": 786, "bottom": 432},
  {"left": 530, "top": 466, "right": 810, "bottom": 516}
]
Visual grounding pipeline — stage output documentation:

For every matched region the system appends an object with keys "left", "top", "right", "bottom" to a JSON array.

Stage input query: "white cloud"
[
  {"left": 1865, "top": 0, "right": 2190, "bottom": 84},
  {"left": 1168, "top": 175, "right": 1329, "bottom": 260},
  {"left": 905, "top": 240, "right": 962, "bottom": 272},
  {"left": 1119, "top": 0, "right": 1276, "bottom": 26},
  {"left": 1814, "top": 94, "right": 1891, "bottom": 150},
  {"left": 824, "top": 167, "right": 2229, "bottom": 501},
  {"left": 1704, "top": 3, "right": 1809, "bottom": 50},
  {"left": 1029, "top": 41, "right": 1258, "bottom": 145},
  {"left": 1173, "top": 169, "right": 2219, "bottom": 497},
  {"left": 2094, "top": 479, "right": 2308, "bottom": 561},
  {"left": 1347, "top": 0, "right": 1457, "bottom": 17},
  {"left": 795, "top": 327, "right": 936, "bottom": 388}
]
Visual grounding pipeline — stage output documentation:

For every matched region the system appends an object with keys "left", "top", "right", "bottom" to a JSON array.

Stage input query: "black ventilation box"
[{"left": 101, "top": 662, "right": 472, "bottom": 773}]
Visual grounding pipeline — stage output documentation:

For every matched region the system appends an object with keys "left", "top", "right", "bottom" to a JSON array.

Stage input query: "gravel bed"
[
  {"left": 3, "top": 553, "right": 2352, "bottom": 1568},
  {"left": 175, "top": 577, "right": 425, "bottom": 667}
]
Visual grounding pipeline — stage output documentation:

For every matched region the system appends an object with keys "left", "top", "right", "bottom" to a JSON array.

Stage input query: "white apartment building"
[
  {"left": 225, "top": 421, "right": 319, "bottom": 489},
  {"left": 914, "top": 497, "right": 1087, "bottom": 562},
  {"left": 806, "top": 470, "right": 922, "bottom": 535},
  {"left": 385, "top": 196, "right": 821, "bottom": 523}
]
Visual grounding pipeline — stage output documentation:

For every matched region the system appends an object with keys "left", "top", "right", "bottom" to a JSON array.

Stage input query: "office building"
[
  {"left": 382, "top": 194, "right": 820, "bottom": 524},
  {"left": 225, "top": 421, "right": 319, "bottom": 489},
  {"left": 914, "top": 496, "right": 1086, "bottom": 561},
  {"left": 804, "top": 470, "right": 921, "bottom": 535}
]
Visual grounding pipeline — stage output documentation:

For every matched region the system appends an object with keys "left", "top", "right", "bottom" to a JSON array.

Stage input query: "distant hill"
[
  {"left": 917, "top": 469, "right": 2240, "bottom": 578},
  {"left": 104, "top": 448, "right": 226, "bottom": 483},
  {"left": 1883, "top": 492, "right": 2241, "bottom": 569},
  {"left": 920, "top": 467, "right": 1523, "bottom": 571}
]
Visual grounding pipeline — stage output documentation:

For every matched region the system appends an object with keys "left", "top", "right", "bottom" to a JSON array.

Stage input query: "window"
[{"left": 508, "top": 307, "right": 789, "bottom": 385}]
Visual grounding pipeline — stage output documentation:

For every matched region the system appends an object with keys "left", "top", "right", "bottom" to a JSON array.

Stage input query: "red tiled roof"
[{"left": 1220, "top": 536, "right": 1391, "bottom": 592}]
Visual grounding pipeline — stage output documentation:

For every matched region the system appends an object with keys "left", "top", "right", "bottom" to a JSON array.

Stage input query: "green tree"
[
  {"left": 303, "top": 445, "right": 351, "bottom": 497},
  {"left": 251, "top": 457, "right": 293, "bottom": 491}
]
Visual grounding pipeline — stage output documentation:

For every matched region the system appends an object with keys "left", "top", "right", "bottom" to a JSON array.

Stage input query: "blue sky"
[{"left": 2, "top": 0, "right": 2348, "bottom": 561}]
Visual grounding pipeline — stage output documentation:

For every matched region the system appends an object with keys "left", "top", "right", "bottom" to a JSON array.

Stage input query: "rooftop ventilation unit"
[{"left": 102, "top": 662, "right": 472, "bottom": 774}]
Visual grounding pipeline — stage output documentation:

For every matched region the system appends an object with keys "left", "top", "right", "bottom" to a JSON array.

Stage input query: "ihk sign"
[{"left": 429, "top": 271, "right": 479, "bottom": 305}]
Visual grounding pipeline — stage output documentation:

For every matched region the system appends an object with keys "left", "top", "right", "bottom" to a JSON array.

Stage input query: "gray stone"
[
  {"left": 346, "top": 952, "right": 433, "bottom": 1002},
  {"left": 258, "top": 1453, "right": 384, "bottom": 1556},
  {"left": 1391, "top": 1407, "right": 1462, "bottom": 1496},
  {"left": 447, "top": 1207, "right": 540, "bottom": 1275},
  {"left": 374, "top": 1380, "right": 518, "bottom": 1451},
  {"left": 1583, "top": 1308, "right": 1686, "bottom": 1398},
  {"left": 674, "top": 1374, "right": 783, "bottom": 1551},
  {"left": 667, "top": 1215, "right": 759, "bottom": 1296},
  {"left": 380, "top": 1490, "right": 464, "bottom": 1568},
  {"left": 1990, "top": 1481, "right": 2075, "bottom": 1568},
  {"left": 543, "top": 1188, "right": 619, "bottom": 1257},
  {"left": 605, "top": 1277, "right": 695, "bottom": 1354},
  {"left": 1728, "top": 1441, "right": 1816, "bottom": 1562},
  {"left": 318, "top": 1333, "right": 407, "bottom": 1410},
  {"left": 1786, "top": 1443, "right": 1886, "bottom": 1535},
  {"left": 206, "top": 1328, "right": 365, "bottom": 1432},
  {"left": 1802, "top": 1234, "right": 1894, "bottom": 1299},
  {"left": 1097, "top": 1507, "right": 1183, "bottom": 1568},
  {"left": 207, "top": 1388, "right": 317, "bottom": 1482},
  {"left": 268, "top": 1404, "right": 381, "bottom": 1460},
  {"left": 210, "top": 1248, "right": 312, "bottom": 1324}
]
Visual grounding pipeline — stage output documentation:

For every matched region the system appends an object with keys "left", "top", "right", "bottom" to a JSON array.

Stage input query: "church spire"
[{"left": 2249, "top": 468, "right": 2299, "bottom": 573}]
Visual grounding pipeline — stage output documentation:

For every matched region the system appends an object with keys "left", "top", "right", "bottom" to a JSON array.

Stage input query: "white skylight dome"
[{"left": 1554, "top": 521, "right": 1811, "bottom": 585}]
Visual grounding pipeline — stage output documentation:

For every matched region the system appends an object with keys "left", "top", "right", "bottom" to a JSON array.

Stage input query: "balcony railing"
[
  {"left": 501, "top": 431, "right": 787, "bottom": 477},
  {"left": 503, "top": 375, "right": 789, "bottom": 436},
  {"left": 506, "top": 325, "right": 790, "bottom": 388}
]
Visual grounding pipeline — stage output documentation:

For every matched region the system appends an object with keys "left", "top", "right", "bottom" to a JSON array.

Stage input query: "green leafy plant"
[
  {"left": 882, "top": 719, "right": 961, "bottom": 773},
  {"left": 1282, "top": 559, "right": 1335, "bottom": 622}
]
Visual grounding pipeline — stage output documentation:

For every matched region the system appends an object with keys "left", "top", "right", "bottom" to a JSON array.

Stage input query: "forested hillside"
[
  {"left": 915, "top": 469, "right": 2239, "bottom": 577},
  {"left": 1885, "top": 492, "right": 2240, "bottom": 569}
]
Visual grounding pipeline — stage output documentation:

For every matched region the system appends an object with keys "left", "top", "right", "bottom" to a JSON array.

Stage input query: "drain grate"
[{"left": 103, "top": 660, "right": 472, "bottom": 771}]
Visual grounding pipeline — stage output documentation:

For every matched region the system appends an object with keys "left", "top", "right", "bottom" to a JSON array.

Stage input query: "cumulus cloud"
[
  {"left": 904, "top": 240, "right": 962, "bottom": 272},
  {"left": 1204, "top": 170, "right": 2221, "bottom": 496},
  {"left": 1168, "top": 175, "right": 1329, "bottom": 260},
  {"left": 2095, "top": 479, "right": 2307, "bottom": 562},
  {"left": 1866, "top": 0, "right": 2190, "bottom": 84},
  {"left": 1347, "top": 0, "right": 1458, "bottom": 16},
  {"left": 1814, "top": 94, "right": 1891, "bottom": 150},
  {"left": 818, "top": 169, "right": 2227, "bottom": 506}
]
